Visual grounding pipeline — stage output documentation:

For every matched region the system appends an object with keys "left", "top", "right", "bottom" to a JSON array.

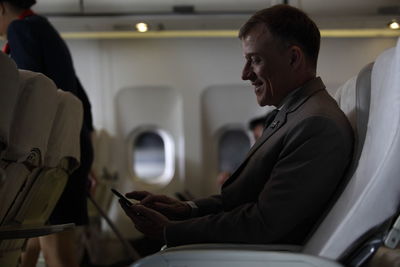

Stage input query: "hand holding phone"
[{"left": 111, "top": 188, "right": 134, "bottom": 207}]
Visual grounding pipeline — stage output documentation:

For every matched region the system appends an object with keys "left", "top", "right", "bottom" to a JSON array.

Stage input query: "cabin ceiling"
[{"left": 33, "top": 0, "right": 400, "bottom": 33}]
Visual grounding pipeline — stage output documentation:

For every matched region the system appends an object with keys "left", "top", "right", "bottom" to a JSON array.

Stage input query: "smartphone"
[{"left": 111, "top": 188, "right": 134, "bottom": 207}]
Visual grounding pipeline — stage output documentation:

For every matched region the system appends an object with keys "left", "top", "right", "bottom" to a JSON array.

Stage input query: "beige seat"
[
  {"left": 0, "top": 68, "right": 59, "bottom": 267},
  {"left": 0, "top": 71, "right": 83, "bottom": 266},
  {"left": 7, "top": 89, "right": 83, "bottom": 227},
  {"left": 0, "top": 52, "right": 20, "bottom": 206},
  {"left": 89, "top": 129, "right": 117, "bottom": 219},
  {"left": 86, "top": 130, "right": 140, "bottom": 264},
  {"left": 0, "top": 52, "right": 19, "bottom": 156},
  {"left": 0, "top": 70, "right": 59, "bottom": 225}
]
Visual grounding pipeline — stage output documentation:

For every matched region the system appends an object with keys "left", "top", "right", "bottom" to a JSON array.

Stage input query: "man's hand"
[
  {"left": 119, "top": 200, "right": 173, "bottom": 240},
  {"left": 126, "top": 191, "right": 191, "bottom": 220}
]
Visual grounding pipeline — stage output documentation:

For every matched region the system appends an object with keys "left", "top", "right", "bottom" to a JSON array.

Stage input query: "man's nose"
[{"left": 242, "top": 62, "right": 252, "bottom": 80}]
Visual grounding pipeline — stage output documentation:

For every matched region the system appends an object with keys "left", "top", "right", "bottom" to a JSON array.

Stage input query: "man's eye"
[{"left": 251, "top": 57, "right": 261, "bottom": 64}]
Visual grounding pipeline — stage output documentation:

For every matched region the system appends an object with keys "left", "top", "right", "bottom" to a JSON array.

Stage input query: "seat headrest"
[
  {"left": 44, "top": 89, "right": 83, "bottom": 170},
  {"left": 334, "top": 76, "right": 357, "bottom": 132},
  {"left": 0, "top": 52, "right": 19, "bottom": 151},
  {"left": 4, "top": 70, "right": 58, "bottom": 164},
  {"left": 354, "top": 62, "right": 373, "bottom": 160},
  {"left": 304, "top": 38, "right": 400, "bottom": 259}
]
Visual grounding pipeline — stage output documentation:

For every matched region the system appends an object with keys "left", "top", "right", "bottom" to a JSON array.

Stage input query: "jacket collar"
[
  {"left": 222, "top": 77, "right": 325, "bottom": 188},
  {"left": 247, "top": 77, "right": 325, "bottom": 157}
]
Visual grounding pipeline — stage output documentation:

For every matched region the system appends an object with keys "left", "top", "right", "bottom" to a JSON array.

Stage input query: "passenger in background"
[
  {"left": 248, "top": 115, "right": 267, "bottom": 140},
  {"left": 0, "top": 0, "right": 94, "bottom": 266},
  {"left": 217, "top": 114, "right": 269, "bottom": 187},
  {"left": 120, "top": 4, "right": 354, "bottom": 247}
]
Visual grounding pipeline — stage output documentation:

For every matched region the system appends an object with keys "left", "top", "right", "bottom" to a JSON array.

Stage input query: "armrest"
[
  {"left": 163, "top": 243, "right": 302, "bottom": 252},
  {"left": 133, "top": 249, "right": 343, "bottom": 267},
  {"left": 0, "top": 223, "right": 75, "bottom": 239}
]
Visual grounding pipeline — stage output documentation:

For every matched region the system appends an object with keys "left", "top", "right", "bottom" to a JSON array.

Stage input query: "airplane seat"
[
  {"left": 333, "top": 62, "right": 373, "bottom": 166},
  {"left": 0, "top": 70, "right": 59, "bottom": 224},
  {"left": 131, "top": 39, "right": 400, "bottom": 267},
  {"left": 0, "top": 52, "right": 19, "bottom": 195},
  {"left": 0, "top": 70, "right": 59, "bottom": 267},
  {"left": 20, "top": 89, "right": 83, "bottom": 227},
  {"left": 3, "top": 70, "right": 59, "bottom": 166},
  {"left": 0, "top": 74, "right": 83, "bottom": 267},
  {"left": 303, "top": 38, "right": 400, "bottom": 262},
  {"left": 333, "top": 76, "right": 357, "bottom": 132},
  {"left": 44, "top": 89, "right": 82, "bottom": 171},
  {"left": 0, "top": 52, "right": 19, "bottom": 156},
  {"left": 89, "top": 129, "right": 117, "bottom": 216},
  {"left": 85, "top": 130, "right": 138, "bottom": 266}
]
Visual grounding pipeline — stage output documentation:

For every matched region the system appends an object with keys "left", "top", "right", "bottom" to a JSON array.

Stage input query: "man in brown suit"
[{"left": 120, "top": 5, "right": 354, "bottom": 247}]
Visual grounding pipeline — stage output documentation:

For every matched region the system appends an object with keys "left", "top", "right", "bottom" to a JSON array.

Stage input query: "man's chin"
[{"left": 256, "top": 99, "right": 268, "bottom": 107}]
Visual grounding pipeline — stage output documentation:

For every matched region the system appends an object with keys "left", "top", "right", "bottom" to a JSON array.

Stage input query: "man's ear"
[{"left": 288, "top": 45, "right": 303, "bottom": 69}]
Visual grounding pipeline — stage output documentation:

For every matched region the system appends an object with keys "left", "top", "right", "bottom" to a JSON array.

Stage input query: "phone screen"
[{"left": 111, "top": 188, "right": 134, "bottom": 207}]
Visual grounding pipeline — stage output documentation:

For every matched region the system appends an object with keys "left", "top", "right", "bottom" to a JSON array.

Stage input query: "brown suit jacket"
[{"left": 166, "top": 77, "right": 354, "bottom": 246}]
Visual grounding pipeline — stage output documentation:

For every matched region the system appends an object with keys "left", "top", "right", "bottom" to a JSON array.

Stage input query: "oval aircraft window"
[
  {"left": 133, "top": 131, "right": 166, "bottom": 181},
  {"left": 218, "top": 129, "right": 251, "bottom": 174}
]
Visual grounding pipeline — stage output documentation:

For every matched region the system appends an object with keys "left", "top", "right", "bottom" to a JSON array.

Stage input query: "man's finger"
[
  {"left": 120, "top": 202, "right": 148, "bottom": 222},
  {"left": 141, "top": 194, "right": 171, "bottom": 205},
  {"left": 126, "top": 191, "right": 151, "bottom": 200},
  {"left": 134, "top": 205, "right": 164, "bottom": 220},
  {"left": 151, "top": 202, "right": 172, "bottom": 212}
]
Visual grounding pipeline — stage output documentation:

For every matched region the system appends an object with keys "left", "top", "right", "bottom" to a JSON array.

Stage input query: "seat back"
[
  {"left": 333, "top": 75, "right": 357, "bottom": 132},
  {"left": 0, "top": 70, "right": 59, "bottom": 223},
  {"left": 14, "top": 89, "right": 83, "bottom": 226},
  {"left": 3, "top": 70, "right": 59, "bottom": 165},
  {"left": 304, "top": 39, "right": 400, "bottom": 259},
  {"left": 90, "top": 130, "right": 118, "bottom": 215},
  {"left": 0, "top": 52, "right": 19, "bottom": 155},
  {"left": 45, "top": 89, "right": 82, "bottom": 170}
]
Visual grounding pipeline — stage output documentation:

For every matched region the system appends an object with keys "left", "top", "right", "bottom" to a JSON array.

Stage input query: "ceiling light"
[
  {"left": 388, "top": 20, "right": 400, "bottom": 30},
  {"left": 136, "top": 22, "right": 149, "bottom": 33}
]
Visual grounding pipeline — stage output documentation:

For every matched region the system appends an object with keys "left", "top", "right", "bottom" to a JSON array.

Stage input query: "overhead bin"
[
  {"left": 83, "top": 0, "right": 272, "bottom": 14},
  {"left": 34, "top": 0, "right": 81, "bottom": 14},
  {"left": 191, "top": 0, "right": 271, "bottom": 12},
  {"left": 84, "top": 0, "right": 174, "bottom": 14}
]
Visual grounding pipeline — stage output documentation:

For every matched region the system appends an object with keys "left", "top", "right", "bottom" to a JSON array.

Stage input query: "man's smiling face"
[{"left": 241, "top": 23, "right": 292, "bottom": 107}]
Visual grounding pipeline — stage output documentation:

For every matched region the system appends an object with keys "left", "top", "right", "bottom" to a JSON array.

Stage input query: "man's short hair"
[{"left": 239, "top": 4, "right": 320, "bottom": 68}]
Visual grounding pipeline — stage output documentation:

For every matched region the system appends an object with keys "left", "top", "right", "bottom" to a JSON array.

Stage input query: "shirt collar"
[
  {"left": 18, "top": 9, "right": 35, "bottom": 19},
  {"left": 275, "top": 86, "right": 303, "bottom": 110}
]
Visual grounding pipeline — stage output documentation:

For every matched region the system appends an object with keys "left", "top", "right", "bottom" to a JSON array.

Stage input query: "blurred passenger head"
[
  {"left": 248, "top": 116, "right": 265, "bottom": 140},
  {"left": 0, "top": 0, "right": 35, "bottom": 37},
  {"left": 0, "top": 0, "right": 36, "bottom": 10},
  {"left": 239, "top": 5, "right": 320, "bottom": 107}
]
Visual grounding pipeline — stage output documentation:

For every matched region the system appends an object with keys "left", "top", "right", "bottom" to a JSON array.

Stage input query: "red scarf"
[{"left": 2, "top": 9, "right": 35, "bottom": 54}]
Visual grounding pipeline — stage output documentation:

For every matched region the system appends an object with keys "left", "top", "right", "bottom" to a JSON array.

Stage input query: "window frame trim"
[{"left": 128, "top": 125, "right": 175, "bottom": 185}]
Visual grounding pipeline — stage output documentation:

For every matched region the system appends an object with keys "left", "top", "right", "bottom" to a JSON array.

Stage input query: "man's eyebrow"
[{"left": 244, "top": 52, "right": 259, "bottom": 58}]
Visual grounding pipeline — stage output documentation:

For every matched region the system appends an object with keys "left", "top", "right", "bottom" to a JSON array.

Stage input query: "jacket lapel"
[{"left": 222, "top": 77, "right": 325, "bottom": 188}]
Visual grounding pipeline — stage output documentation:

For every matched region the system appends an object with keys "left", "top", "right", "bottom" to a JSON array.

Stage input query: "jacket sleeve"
[
  {"left": 193, "top": 195, "right": 223, "bottom": 217},
  {"left": 165, "top": 116, "right": 353, "bottom": 246}
]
